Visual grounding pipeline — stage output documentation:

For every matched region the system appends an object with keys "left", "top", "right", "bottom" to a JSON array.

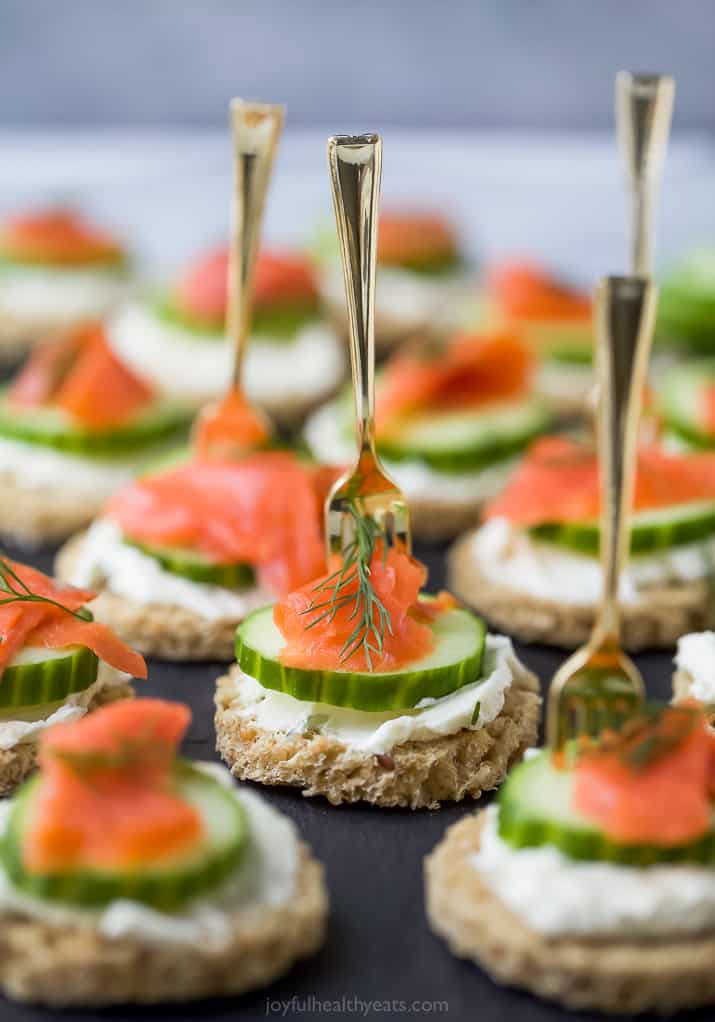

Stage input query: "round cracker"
[
  {"left": 55, "top": 532, "right": 239, "bottom": 661},
  {"left": 425, "top": 812, "right": 715, "bottom": 1015},
  {"left": 0, "top": 680, "right": 133, "bottom": 797},
  {"left": 0, "top": 476, "right": 106, "bottom": 547},
  {"left": 448, "top": 530, "right": 715, "bottom": 651},
  {"left": 0, "top": 842, "right": 326, "bottom": 1007},
  {"left": 215, "top": 666, "right": 540, "bottom": 809}
]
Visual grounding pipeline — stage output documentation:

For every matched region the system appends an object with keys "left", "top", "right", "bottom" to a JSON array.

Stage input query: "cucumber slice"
[
  {"left": 0, "top": 391, "right": 191, "bottom": 458},
  {"left": 2, "top": 763, "right": 248, "bottom": 911},
  {"left": 154, "top": 295, "right": 320, "bottom": 341},
  {"left": 529, "top": 500, "right": 715, "bottom": 556},
  {"left": 235, "top": 601, "right": 487, "bottom": 711},
  {"left": 125, "top": 538, "right": 255, "bottom": 589},
  {"left": 659, "top": 360, "right": 715, "bottom": 449},
  {"left": 0, "top": 645, "right": 98, "bottom": 713},
  {"left": 376, "top": 398, "right": 550, "bottom": 473},
  {"left": 658, "top": 253, "right": 715, "bottom": 351},
  {"left": 498, "top": 750, "right": 715, "bottom": 865}
]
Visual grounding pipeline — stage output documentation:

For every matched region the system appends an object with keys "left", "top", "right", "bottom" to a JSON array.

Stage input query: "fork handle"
[
  {"left": 593, "top": 276, "right": 657, "bottom": 642},
  {"left": 327, "top": 134, "right": 382, "bottom": 454},
  {"left": 227, "top": 99, "right": 284, "bottom": 386},
  {"left": 615, "top": 72, "right": 674, "bottom": 275}
]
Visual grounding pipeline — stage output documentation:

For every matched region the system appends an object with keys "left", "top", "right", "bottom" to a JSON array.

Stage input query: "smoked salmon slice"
[
  {"left": 110, "top": 452, "right": 337, "bottom": 596},
  {"left": 193, "top": 389, "right": 271, "bottom": 460},
  {"left": 377, "top": 212, "right": 458, "bottom": 270},
  {"left": 0, "top": 559, "right": 146, "bottom": 680},
  {"left": 573, "top": 705, "right": 715, "bottom": 845},
  {"left": 488, "top": 261, "right": 592, "bottom": 322},
  {"left": 485, "top": 436, "right": 715, "bottom": 527},
  {"left": 25, "top": 700, "right": 201, "bottom": 872},
  {"left": 0, "top": 209, "right": 124, "bottom": 266},
  {"left": 375, "top": 329, "right": 533, "bottom": 433},
  {"left": 275, "top": 546, "right": 438, "bottom": 672}
]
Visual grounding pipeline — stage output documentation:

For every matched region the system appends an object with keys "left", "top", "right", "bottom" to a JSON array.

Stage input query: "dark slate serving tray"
[{"left": 0, "top": 540, "right": 705, "bottom": 1022}]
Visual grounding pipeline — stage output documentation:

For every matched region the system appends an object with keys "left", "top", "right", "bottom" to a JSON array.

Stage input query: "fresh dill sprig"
[
  {"left": 300, "top": 502, "right": 393, "bottom": 669},
  {"left": 0, "top": 555, "right": 86, "bottom": 621}
]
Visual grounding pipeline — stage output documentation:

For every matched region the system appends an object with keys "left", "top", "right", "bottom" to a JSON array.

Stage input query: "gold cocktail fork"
[
  {"left": 546, "top": 276, "right": 658, "bottom": 753},
  {"left": 194, "top": 98, "right": 284, "bottom": 458},
  {"left": 324, "top": 134, "right": 410, "bottom": 561},
  {"left": 615, "top": 71, "right": 674, "bottom": 275}
]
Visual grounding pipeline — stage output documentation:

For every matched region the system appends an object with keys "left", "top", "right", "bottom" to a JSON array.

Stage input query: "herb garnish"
[
  {"left": 300, "top": 502, "right": 393, "bottom": 669},
  {"left": 0, "top": 556, "right": 86, "bottom": 621}
]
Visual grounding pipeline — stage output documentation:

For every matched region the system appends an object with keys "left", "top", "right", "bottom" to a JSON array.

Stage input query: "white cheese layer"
[
  {"left": 0, "top": 437, "right": 155, "bottom": 499},
  {"left": 472, "top": 517, "right": 715, "bottom": 606},
  {"left": 536, "top": 361, "right": 593, "bottom": 407},
  {"left": 321, "top": 264, "right": 470, "bottom": 330},
  {"left": 304, "top": 402, "right": 517, "bottom": 506},
  {"left": 222, "top": 635, "right": 536, "bottom": 755},
  {"left": 0, "top": 265, "right": 129, "bottom": 323},
  {"left": 473, "top": 805, "right": 715, "bottom": 938},
  {"left": 0, "top": 662, "right": 131, "bottom": 751},
  {"left": 68, "top": 517, "right": 271, "bottom": 622},
  {"left": 675, "top": 631, "right": 715, "bottom": 703},
  {"left": 0, "top": 766, "right": 299, "bottom": 950},
  {"left": 107, "top": 303, "right": 344, "bottom": 406}
]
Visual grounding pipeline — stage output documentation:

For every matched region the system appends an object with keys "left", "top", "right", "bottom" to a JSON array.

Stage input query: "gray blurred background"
[
  {"left": 1, "top": 0, "right": 714, "bottom": 130},
  {"left": 1, "top": 0, "right": 714, "bottom": 282}
]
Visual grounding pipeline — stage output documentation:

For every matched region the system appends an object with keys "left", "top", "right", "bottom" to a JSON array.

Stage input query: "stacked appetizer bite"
[
  {"left": 0, "top": 556, "right": 145, "bottom": 794},
  {"left": 107, "top": 246, "right": 344, "bottom": 426},
  {"left": 0, "top": 209, "right": 130, "bottom": 362},
  {"left": 0, "top": 325, "right": 191, "bottom": 545},
  {"left": 215, "top": 518, "right": 540, "bottom": 809},
  {"left": 317, "top": 210, "right": 471, "bottom": 350},
  {"left": 426, "top": 703, "right": 715, "bottom": 1014},
  {"left": 657, "top": 357, "right": 715, "bottom": 451},
  {"left": 481, "top": 260, "right": 594, "bottom": 417},
  {"left": 0, "top": 698, "right": 327, "bottom": 1006},
  {"left": 305, "top": 329, "right": 550, "bottom": 540},
  {"left": 450, "top": 436, "right": 715, "bottom": 649},
  {"left": 56, "top": 451, "right": 337, "bottom": 660},
  {"left": 658, "top": 249, "right": 715, "bottom": 352}
]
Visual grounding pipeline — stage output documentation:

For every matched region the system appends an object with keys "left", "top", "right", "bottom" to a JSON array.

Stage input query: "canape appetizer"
[
  {"left": 317, "top": 210, "right": 472, "bottom": 350},
  {"left": 480, "top": 260, "right": 594, "bottom": 417},
  {"left": 107, "top": 246, "right": 344, "bottom": 426},
  {"left": 0, "top": 556, "right": 145, "bottom": 795},
  {"left": 673, "top": 631, "right": 715, "bottom": 703},
  {"left": 658, "top": 249, "right": 715, "bottom": 352},
  {"left": 657, "top": 357, "right": 715, "bottom": 450},
  {"left": 0, "top": 209, "right": 130, "bottom": 362},
  {"left": 215, "top": 521, "right": 540, "bottom": 809},
  {"left": 449, "top": 437, "right": 715, "bottom": 649},
  {"left": 426, "top": 704, "right": 715, "bottom": 1014},
  {"left": 0, "top": 324, "right": 191, "bottom": 546},
  {"left": 0, "top": 697, "right": 327, "bottom": 1006},
  {"left": 305, "top": 329, "right": 550, "bottom": 541},
  {"left": 56, "top": 451, "right": 337, "bottom": 660}
]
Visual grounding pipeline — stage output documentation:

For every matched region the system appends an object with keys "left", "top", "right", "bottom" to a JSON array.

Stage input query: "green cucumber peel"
[
  {"left": 235, "top": 601, "right": 487, "bottom": 711},
  {"left": 154, "top": 295, "right": 321, "bottom": 341},
  {"left": 2, "top": 763, "right": 249, "bottom": 911},
  {"left": 0, "top": 645, "right": 99, "bottom": 711},
  {"left": 125, "top": 538, "right": 255, "bottom": 590}
]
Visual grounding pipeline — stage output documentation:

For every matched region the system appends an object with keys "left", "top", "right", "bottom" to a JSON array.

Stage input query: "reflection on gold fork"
[
  {"left": 324, "top": 134, "right": 410, "bottom": 564},
  {"left": 546, "top": 276, "right": 658, "bottom": 754}
]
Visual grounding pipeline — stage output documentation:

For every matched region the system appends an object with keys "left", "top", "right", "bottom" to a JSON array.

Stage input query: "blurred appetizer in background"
[
  {"left": 449, "top": 437, "right": 715, "bottom": 649},
  {"left": 658, "top": 249, "right": 715, "bottom": 352},
  {"left": 480, "top": 260, "right": 594, "bottom": 418},
  {"left": 305, "top": 328, "right": 550, "bottom": 540},
  {"left": 0, "top": 209, "right": 131, "bottom": 363},
  {"left": 56, "top": 451, "right": 338, "bottom": 660},
  {"left": 673, "top": 630, "right": 715, "bottom": 702},
  {"left": 216, "top": 518, "right": 540, "bottom": 809},
  {"left": 0, "top": 325, "right": 192, "bottom": 546},
  {"left": 317, "top": 210, "right": 473, "bottom": 351},
  {"left": 107, "top": 246, "right": 344, "bottom": 427},
  {"left": 0, "top": 698, "right": 327, "bottom": 1006},
  {"left": 0, "top": 556, "right": 145, "bottom": 795},
  {"left": 426, "top": 703, "right": 715, "bottom": 1015},
  {"left": 657, "top": 358, "right": 715, "bottom": 450}
]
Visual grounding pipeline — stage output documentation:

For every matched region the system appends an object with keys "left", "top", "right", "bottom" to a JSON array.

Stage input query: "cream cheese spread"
[
  {"left": 675, "top": 631, "right": 715, "bottom": 703},
  {"left": 0, "top": 266, "right": 129, "bottom": 324}
]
